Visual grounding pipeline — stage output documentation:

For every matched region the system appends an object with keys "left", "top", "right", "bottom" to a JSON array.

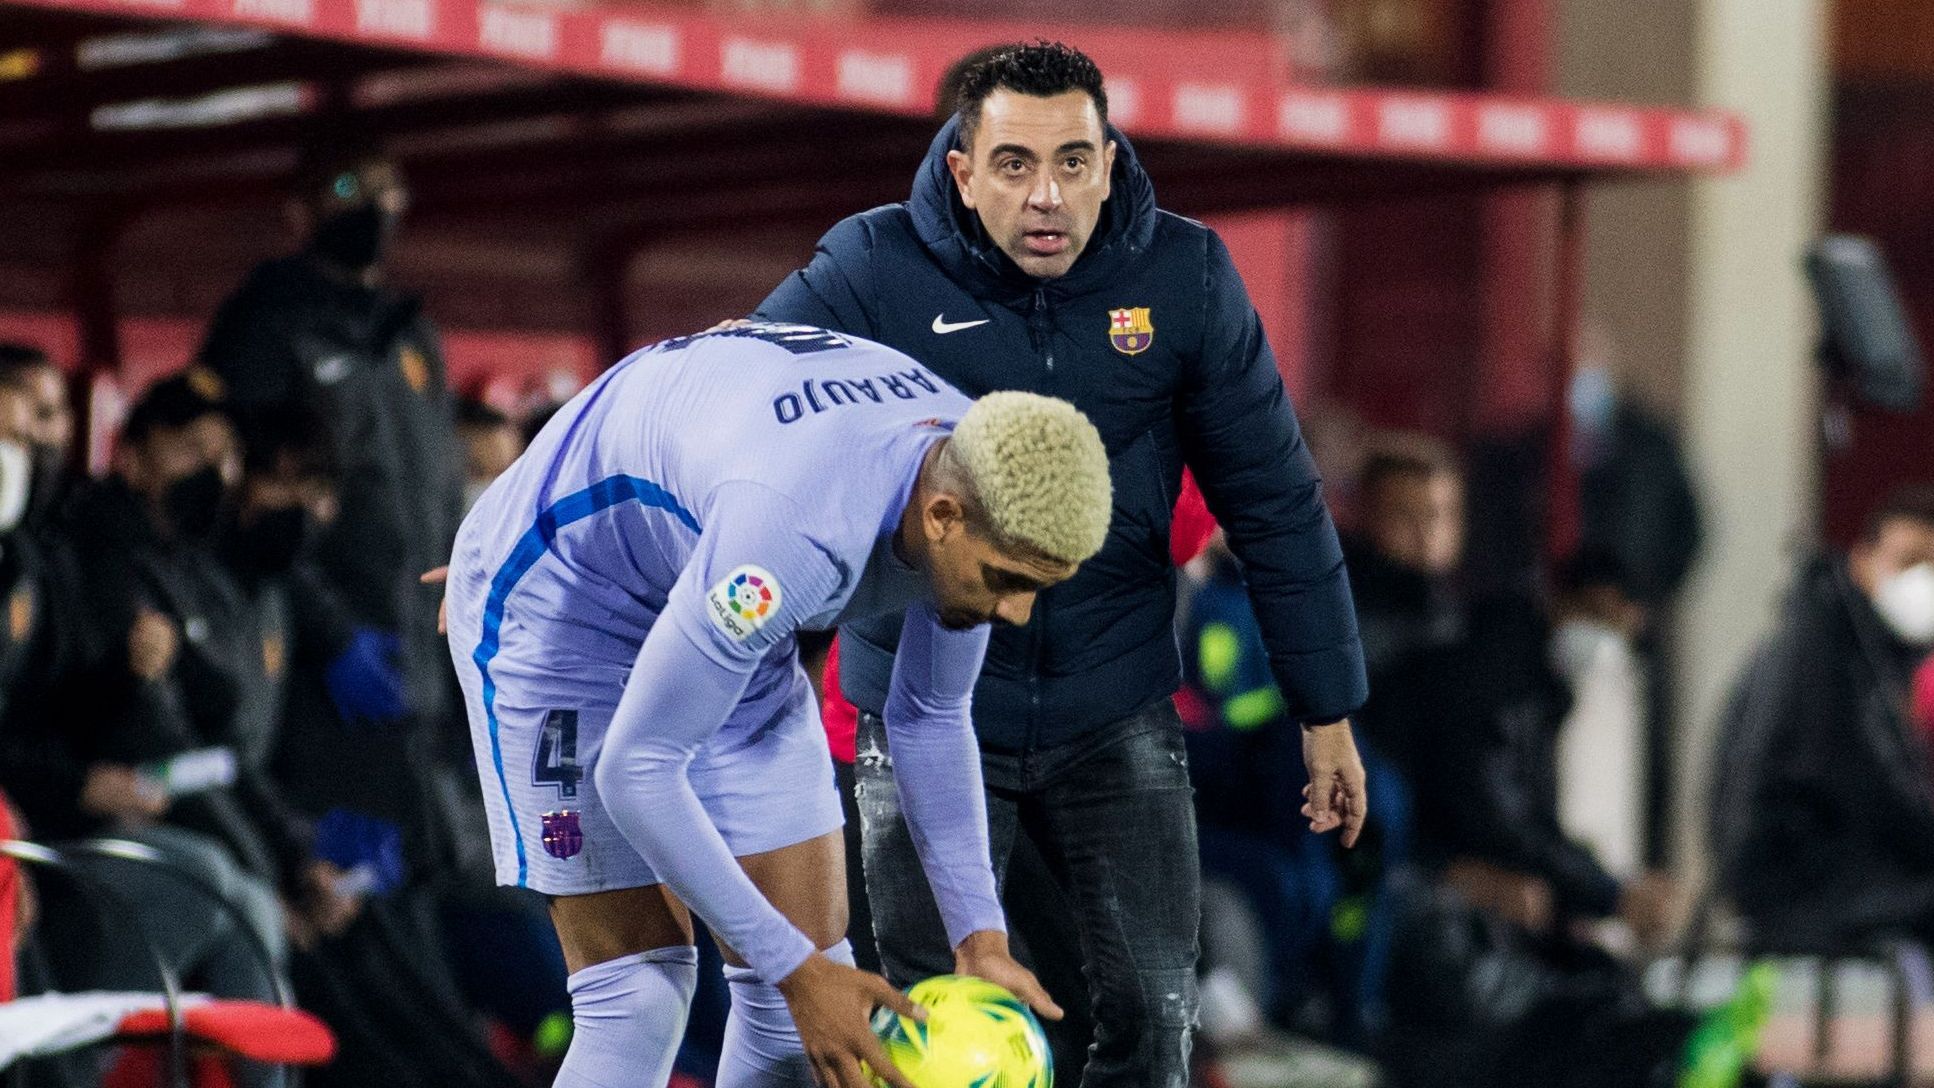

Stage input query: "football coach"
[{"left": 756, "top": 41, "right": 1369, "bottom": 1084}]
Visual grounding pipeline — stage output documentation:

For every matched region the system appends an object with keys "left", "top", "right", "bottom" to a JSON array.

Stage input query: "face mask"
[
  {"left": 0, "top": 440, "right": 30, "bottom": 535},
  {"left": 1550, "top": 619, "right": 1621, "bottom": 685},
  {"left": 163, "top": 466, "right": 228, "bottom": 540},
  {"left": 236, "top": 505, "right": 308, "bottom": 574},
  {"left": 1874, "top": 562, "right": 1934, "bottom": 647},
  {"left": 1569, "top": 366, "right": 1616, "bottom": 434},
  {"left": 309, "top": 203, "right": 399, "bottom": 270}
]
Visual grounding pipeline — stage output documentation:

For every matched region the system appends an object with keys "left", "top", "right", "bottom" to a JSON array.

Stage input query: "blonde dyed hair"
[{"left": 949, "top": 391, "right": 1112, "bottom": 565}]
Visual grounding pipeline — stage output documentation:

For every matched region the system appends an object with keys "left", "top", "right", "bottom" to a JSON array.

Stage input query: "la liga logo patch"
[{"left": 707, "top": 565, "right": 782, "bottom": 642}]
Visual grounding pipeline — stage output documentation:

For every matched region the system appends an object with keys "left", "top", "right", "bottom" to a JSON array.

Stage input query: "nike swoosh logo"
[{"left": 932, "top": 315, "right": 991, "bottom": 335}]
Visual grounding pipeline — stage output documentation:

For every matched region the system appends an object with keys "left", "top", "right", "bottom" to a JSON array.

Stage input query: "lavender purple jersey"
[{"left": 443, "top": 323, "right": 1006, "bottom": 983}]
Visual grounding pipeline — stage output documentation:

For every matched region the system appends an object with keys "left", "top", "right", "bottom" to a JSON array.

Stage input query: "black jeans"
[{"left": 856, "top": 701, "right": 1200, "bottom": 1088}]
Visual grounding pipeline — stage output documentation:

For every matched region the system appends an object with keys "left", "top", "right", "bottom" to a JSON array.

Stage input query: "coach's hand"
[
  {"left": 1301, "top": 718, "right": 1368, "bottom": 848},
  {"left": 955, "top": 930, "right": 1064, "bottom": 1021},
  {"left": 778, "top": 952, "right": 923, "bottom": 1088}
]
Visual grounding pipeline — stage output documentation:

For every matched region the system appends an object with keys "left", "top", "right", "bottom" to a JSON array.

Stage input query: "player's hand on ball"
[
  {"left": 953, "top": 930, "right": 1063, "bottom": 1021},
  {"left": 779, "top": 952, "right": 924, "bottom": 1088}
]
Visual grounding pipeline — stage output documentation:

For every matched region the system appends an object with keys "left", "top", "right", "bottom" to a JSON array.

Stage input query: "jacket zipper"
[
  {"left": 1028, "top": 288, "right": 1054, "bottom": 373},
  {"left": 1024, "top": 288, "right": 1052, "bottom": 753}
]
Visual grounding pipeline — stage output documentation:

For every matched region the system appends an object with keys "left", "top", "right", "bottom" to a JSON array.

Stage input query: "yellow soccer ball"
[{"left": 869, "top": 975, "right": 1053, "bottom": 1088}]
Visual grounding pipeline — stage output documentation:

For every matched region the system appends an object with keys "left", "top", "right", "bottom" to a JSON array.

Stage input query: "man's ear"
[
  {"left": 924, "top": 493, "right": 967, "bottom": 542},
  {"left": 946, "top": 149, "right": 977, "bottom": 210},
  {"left": 1101, "top": 139, "right": 1117, "bottom": 202}
]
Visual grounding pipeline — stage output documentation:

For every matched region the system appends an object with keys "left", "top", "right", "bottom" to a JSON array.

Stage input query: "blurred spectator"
[
  {"left": 455, "top": 398, "right": 523, "bottom": 511},
  {"left": 2, "top": 377, "right": 320, "bottom": 1086},
  {"left": 1180, "top": 531, "right": 1408, "bottom": 1046},
  {"left": 1346, "top": 439, "right": 1674, "bottom": 939},
  {"left": 1390, "top": 554, "right": 1679, "bottom": 944},
  {"left": 194, "top": 149, "right": 524, "bottom": 1086},
  {"left": 1712, "top": 485, "right": 1934, "bottom": 947},
  {"left": 0, "top": 388, "right": 38, "bottom": 1005},
  {"left": 1570, "top": 330, "right": 1704, "bottom": 610},
  {"left": 0, "top": 356, "right": 92, "bottom": 862},
  {"left": 1341, "top": 441, "right": 1714, "bottom": 1088},
  {"left": 75, "top": 378, "right": 354, "bottom": 944},
  {"left": 1571, "top": 332, "right": 1705, "bottom": 871},
  {"left": 0, "top": 342, "right": 77, "bottom": 527},
  {"left": 1342, "top": 438, "right": 1469, "bottom": 772},
  {"left": 1345, "top": 438, "right": 1467, "bottom": 678},
  {"left": 0, "top": 385, "right": 38, "bottom": 714},
  {"left": 196, "top": 144, "right": 465, "bottom": 860}
]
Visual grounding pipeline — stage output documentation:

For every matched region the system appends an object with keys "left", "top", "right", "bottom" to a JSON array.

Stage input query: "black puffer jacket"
[
  {"left": 199, "top": 254, "right": 464, "bottom": 726},
  {"left": 757, "top": 119, "right": 1365, "bottom": 750},
  {"left": 1382, "top": 592, "right": 1624, "bottom": 918},
  {"left": 1710, "top": 556, "right": 1934, "bottom": 943}
]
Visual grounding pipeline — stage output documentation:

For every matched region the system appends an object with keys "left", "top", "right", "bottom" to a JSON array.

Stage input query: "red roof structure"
[
  {"left": 0, "top": 0, "right": 1746, "bottom": 388},
  {"left": 0, "top": 0, "right": 1747, "bottom": 580}
]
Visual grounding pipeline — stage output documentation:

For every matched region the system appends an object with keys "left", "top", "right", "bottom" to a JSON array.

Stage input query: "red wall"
[
  {"left": 0, "top": 214, "right": 1314, "bottom": 442},
  {"left": 1205, "top": 211, "right": 1315, "bottom": 402}
]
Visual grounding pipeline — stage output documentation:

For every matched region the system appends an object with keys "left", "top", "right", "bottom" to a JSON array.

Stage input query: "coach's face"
[{"left": 949, "top": 89, "right": 1116, "bottom": 280}]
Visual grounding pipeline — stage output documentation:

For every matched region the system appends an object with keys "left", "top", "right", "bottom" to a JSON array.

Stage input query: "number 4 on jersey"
[{"left": 532, "top": 709, "right": 581, "bottom": 800}]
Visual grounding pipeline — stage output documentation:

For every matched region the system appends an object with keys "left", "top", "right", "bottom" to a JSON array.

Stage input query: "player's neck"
[{"left": 893, "top": 440, "right": 948, "bottom": 569}]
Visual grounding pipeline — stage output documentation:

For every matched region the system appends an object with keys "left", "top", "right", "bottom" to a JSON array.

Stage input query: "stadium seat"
[
  {"left": 1, "top": 839, "right": 336, "bottom": 1088},
  {"left": 1669, "top": 888, "right": 1922, "bottom": 1087}
]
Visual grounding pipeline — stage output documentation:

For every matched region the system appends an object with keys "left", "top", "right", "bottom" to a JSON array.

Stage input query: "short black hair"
[
  {"left": 0, "top": 342, "right": 52, "bottom": 387},
  {"left": 238, "top": 402, "right": 334, "bottom": 479},
  {"left": 1358, "top": 434, "right": 1460, "bottom": 500},
  {"left": 1861, "top": 484, "right": 1934, "bottom": 544},
  {"left": 936, "top": 45, "right": 1015, "bottom": 123},
  {"left": 953, "top": 41, "right": 1108, "bottom": 150},
  {"left": 122, "top": 374, "right": 227, "bottom": 447},
  {"left": 456, "top": 397, "right": 511, "bottom": 430},
  {"left": 1554, "top": 549, "right": 1638, "bottom": 600},
  {"left": 522, "top": 402, "right": 562, "bottom": 448}
]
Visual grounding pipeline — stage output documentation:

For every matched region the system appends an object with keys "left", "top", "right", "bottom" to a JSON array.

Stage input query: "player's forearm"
[
  {"left": 883, "top": 707, "right": 1007, "bottom": 947},
  {"left": 881, "top": 608, "right": 1006, "bottom": 945},
  {"left": 598, "top": 622, "right": 818, "bottom": 982}
]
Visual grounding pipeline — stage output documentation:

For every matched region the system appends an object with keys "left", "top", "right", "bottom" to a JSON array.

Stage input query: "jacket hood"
[
  {"left": 1788, "top": 553, "right": 1924, "bottom": 663},
  {"left": 907, "top": 115, "right": 1158, "bottom": 302}
]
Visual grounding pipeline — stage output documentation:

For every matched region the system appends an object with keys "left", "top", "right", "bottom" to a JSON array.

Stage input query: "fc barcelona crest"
[
  {"left": 1108, "top": 307, "right": 1154, "bottom": 356},
  {"left": 541, "top": 810, "right": 583, "bottom": 859}
]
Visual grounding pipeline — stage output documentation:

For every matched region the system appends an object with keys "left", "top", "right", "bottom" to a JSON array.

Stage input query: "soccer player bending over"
[{"left": 443, "top": 322, "right": 1107, "bottom": 1088}]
